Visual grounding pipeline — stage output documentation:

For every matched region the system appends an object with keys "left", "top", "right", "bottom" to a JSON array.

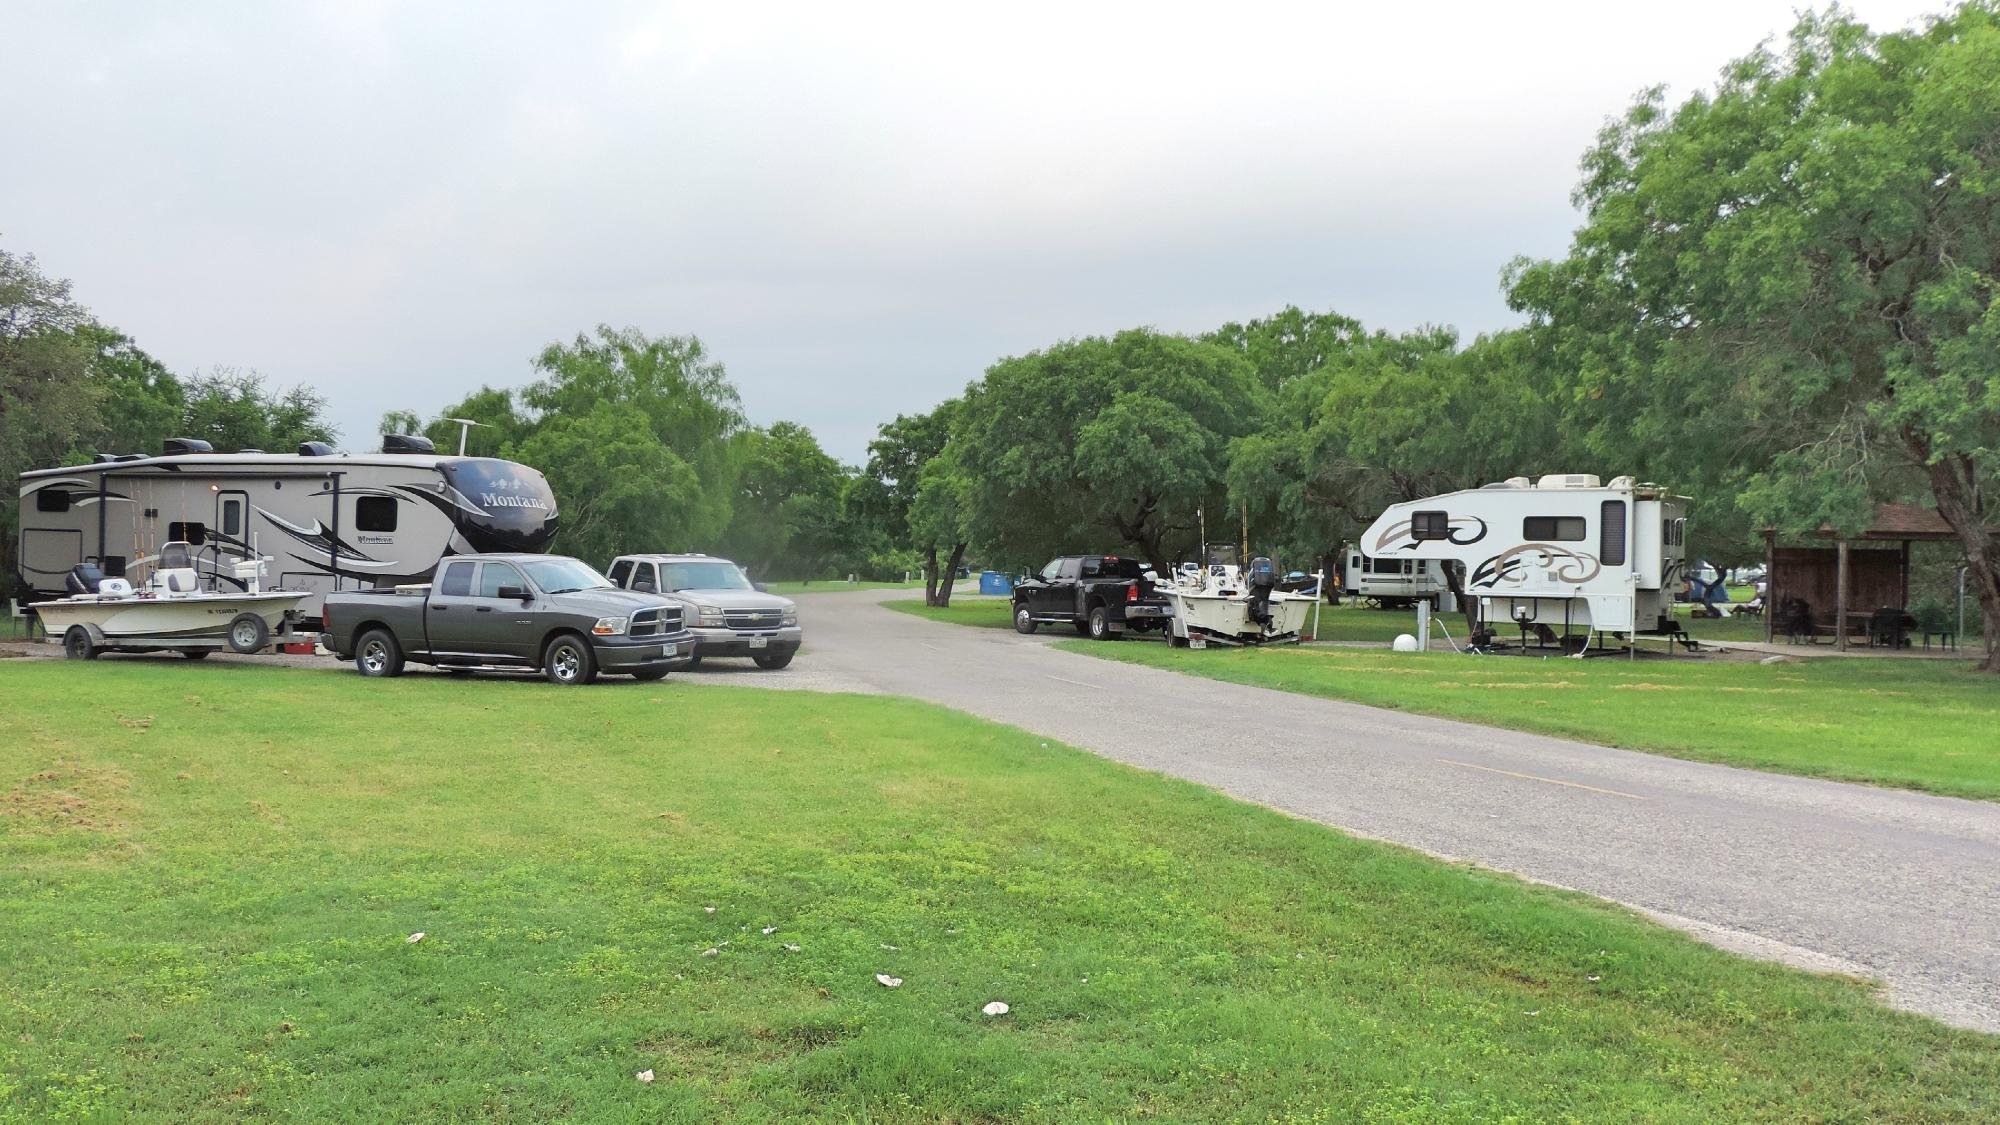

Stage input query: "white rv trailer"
[
  {"left": 16, "top": 436, "right": 559, "bottom": 622},
  {"left": 1338, "top": 548, "right": 1449, "bottom": 608},
  {"left": 1358, "top": 474, "right": 1689, "bottom": 638}
]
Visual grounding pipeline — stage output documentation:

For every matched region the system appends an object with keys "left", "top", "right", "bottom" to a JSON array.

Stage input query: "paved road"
[{"left": 789, "top": 590, "right": 2000, "bottom": 1033}]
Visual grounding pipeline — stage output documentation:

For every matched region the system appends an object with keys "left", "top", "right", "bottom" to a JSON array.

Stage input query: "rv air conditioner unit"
[
  {"left": 1536, "top": 474, "right": 1601, "bottom": 489},
  {"left": 162, "top": 437, "right": 214, "bottom": 456},
  {"left": 298, "top": 441, "right": 336, "bottom": 457},
  {"left": 381, "top": 434, "right": 437, "bottom": 455},
  {"left": 92, "top": 453, "right": 122, "bottom": 464}
]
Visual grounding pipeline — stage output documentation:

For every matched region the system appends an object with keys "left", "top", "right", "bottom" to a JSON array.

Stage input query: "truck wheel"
[
  {"left": 1013, "top": 604, "right": 1038, "bottom": 634},
  {"left": 1072, "top": 619, "right": 1091, "bottom": 636},
  {"left": 543, "top": 635, "right": 598, "bottom": 685},
  {"left": 1088, "top": 605, "right": 1121, "bottom": 641},
  {"left": 62, "top": 626, "right": 100, "bottom": 661},
  {"left": 226, "top": 613, "right": 270, "bottom": 654},
  {"left": 355, "top": 629, "right": 405, "bottom": 678},
  {"left": 631, "top": 667, "right": 670, "bottom": 682},
  {"left": 753, "top": 650, "right": 794, "bottom": 670},
  {"left": 685, "top": 653, "right": 703, "bottom": 670},
  {"left": 179, "top": 648, "right": 211, "bottom": 660}
]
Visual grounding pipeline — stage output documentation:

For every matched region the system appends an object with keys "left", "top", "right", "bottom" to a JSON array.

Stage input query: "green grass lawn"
[
  {"left": 4, "top": 663, "right": 1997, "bottom": 1119},
  {"left": 1060, "top": 642, "right": 2000, "bottom": 801},
  {"left": 885, "top": 596, "right": 1016, "bottom": 630}
]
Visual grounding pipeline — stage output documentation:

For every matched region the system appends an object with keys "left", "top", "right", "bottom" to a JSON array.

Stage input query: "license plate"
[
  {"left": 1190, "top": 635, "right": 1208, "bottom": 650},
  {"left": 749, "top": 637, "right": 769, "bottom": 649},
  {"left": 662, "top": 643, "right": 678, "bottom": 658}
]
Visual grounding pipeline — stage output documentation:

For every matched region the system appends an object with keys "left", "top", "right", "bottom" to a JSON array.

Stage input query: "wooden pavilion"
[{"left": 1761, "top": 502, "right": 1959, "bottom": 648}]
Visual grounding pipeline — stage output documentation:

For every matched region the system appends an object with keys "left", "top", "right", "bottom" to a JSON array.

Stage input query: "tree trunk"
[
  {"left": 1440, "top": 560, "right": 1481, "bottom": 641},
  {"left": 1922, "top": 456, "right": 2000, "bottom": 672},
  {"left": 922, "top": 545, "right": 942, "bottom": 607},
  {"left": 935, "top": 542, "right": 967, "bottom": 608}
]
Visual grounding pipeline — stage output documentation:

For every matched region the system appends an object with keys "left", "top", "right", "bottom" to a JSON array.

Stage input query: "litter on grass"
[
  {"left": 875, "top": 974, "right": 903, "bottom": 988},
  {"left": 636, "top": 1069, "right": 654, "bottom": 1083},
  {"left": 982, "top": 1001, "right": 1009, "bottom": 1017},
  {"left": 406, "top": 932, "right": 425, "bottom": 944}
]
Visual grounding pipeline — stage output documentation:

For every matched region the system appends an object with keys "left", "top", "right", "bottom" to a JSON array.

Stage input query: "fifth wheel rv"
[
  {"left": 16, "top": 435, "right": 559, "bottom": 623},
  {"left": 1358, "top": 474, "right": 1688, "bottom": 642}
]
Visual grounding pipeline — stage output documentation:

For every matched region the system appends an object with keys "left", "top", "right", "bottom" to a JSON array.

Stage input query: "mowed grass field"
[
  {"left": 1061, "top": 643, "right": 2000, "bottom": 801},
  {"left": 5, "top": 663, "right": 1999, "bottom": 1119}
]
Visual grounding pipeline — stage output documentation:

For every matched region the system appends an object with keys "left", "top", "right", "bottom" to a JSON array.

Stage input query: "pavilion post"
[
  {"left": 1836, "top": 538, "right": 1851, "bottom": 650},
  {"left": 1900, "top": 539, "right": 1912, "bottom": 607},
  {"left": 1763, "top": 530, "right": 1776, "bottom": 644}
]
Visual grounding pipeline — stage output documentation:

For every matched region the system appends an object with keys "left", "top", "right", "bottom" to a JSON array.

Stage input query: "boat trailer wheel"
[
  {"left": 226, "top": 613, "right": 270, "bottom": 654},
  {"left": 62, "top": 625, "right": 100, "bottom": 661}
]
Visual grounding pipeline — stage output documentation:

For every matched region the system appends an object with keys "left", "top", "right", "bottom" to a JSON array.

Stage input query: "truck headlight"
[
  {"left": 696, "top": 604, "right": 725, "bottom": 628},
  {"left": 592, "top": 616, "right": 628, "bottom": 636},
  {"left": 780, "top": 609, "right": 798, "bottom": 626}
]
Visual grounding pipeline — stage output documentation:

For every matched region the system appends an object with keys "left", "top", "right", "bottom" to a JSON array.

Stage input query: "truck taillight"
[
  {"left": 1127, "top": 584, "right": 1138, "bottom": 602},
  {"left": 322, "top": 604, "right": 332, "bottom": 632}
]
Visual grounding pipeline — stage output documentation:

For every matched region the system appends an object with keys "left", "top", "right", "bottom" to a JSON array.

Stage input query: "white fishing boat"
[
  {"left": 1164, "top": 551, "right": 1316, "bottom": 647},
  {"left": 33, "top": 541, "right": 312, "bottom": 660}
]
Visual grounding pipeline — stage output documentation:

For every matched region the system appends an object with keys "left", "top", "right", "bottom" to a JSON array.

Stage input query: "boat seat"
[
  {"left": 98, "top": 578, "right": 133, "bottom": 596},
  {"left": 159, "top": 568, "right": 202, "bottom": 594}
]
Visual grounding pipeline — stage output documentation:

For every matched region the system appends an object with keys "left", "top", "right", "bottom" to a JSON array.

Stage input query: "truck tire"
[
  {"left": 226, "top": 613, "right": 270, "bottom": 654},
  {"left": 543, "top": 634, "right": 598, "bottom": 685},
  {"left": 179, "top": 648, "right": 211, "bottom": 660},
  {"left": 62, "top": 626, "right": 100, "bottom": 661},
  {"left": 753, "top": 649, "right": 794, "bottom": 670},
  {"left": 630, "top": 667, "right": 670, "bottom": 682},
  {"left": 1088, "top": 605, "right": 1121, "bottom": 641},
  {"left": 1072, "top": 619, "right": 1091, "bottom": 636},
  {"left": 1013, "top": 604, "right": 1038, "bottom": 634},
  {"left": 355, "top": 629, "right": 405, "bottom": 678}
]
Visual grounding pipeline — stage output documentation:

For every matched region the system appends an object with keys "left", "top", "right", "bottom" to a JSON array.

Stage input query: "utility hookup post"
[{"left": 1415, "top": 599, "right": 1431, "bottom": 651}]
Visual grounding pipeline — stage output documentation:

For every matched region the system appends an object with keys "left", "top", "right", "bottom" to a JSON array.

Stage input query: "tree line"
[{"left": 4, "top": 4, "right": 1996, "bottom": 666}]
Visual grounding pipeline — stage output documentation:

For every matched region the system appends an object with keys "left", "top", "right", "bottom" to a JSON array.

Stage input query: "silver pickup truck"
[
  {"left": 321, "top": 554, "right": 694, "bottom": 685},
  {"left": 606, "top": 553, "right": 801, "bottom": 669}
]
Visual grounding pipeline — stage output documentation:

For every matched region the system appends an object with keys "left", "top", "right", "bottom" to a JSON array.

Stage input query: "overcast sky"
[{"left": 3, "top": 1, "right": 1948, "bottom": 463}]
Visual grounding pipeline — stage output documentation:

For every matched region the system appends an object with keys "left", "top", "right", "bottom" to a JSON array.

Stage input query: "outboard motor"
[
  {"left": 1246, "top": 556, "right": 1278, "bottom": 627},
  {"left": 66, "top": 560, "right": 107, "bottom": 595}
]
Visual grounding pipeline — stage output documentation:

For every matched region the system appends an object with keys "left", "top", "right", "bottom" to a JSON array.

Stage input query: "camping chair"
[{"left": 1778, "top": 597, "right": 1816, "bottom": 644}]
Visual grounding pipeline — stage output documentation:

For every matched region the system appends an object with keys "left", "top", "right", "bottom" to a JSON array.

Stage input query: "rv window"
[
  {"left": 355, "top": 496, "right": 398, "bottom": 533},
  {"left": 607, "top": 559, "right": 633, "bottom": 587},
  {"left": 1663, "top": 517, "right": 1684, "bottom": 547},
  {"left": 222, "top": 498, "right": 243, "bottom": 537},
  {"left": 1411, "top": 511, "right": 1451, "bottom": 540},
  {"left": 1599, "top": 501, "right": 1627, "bottom": 565},
  {"left": 168, "top": 521, "right": 207, "bottom": 546},
  {"left": 1523, "top": 516, "right": 1586, "bottom": 542},
  {"left": 478, "top": 562, "right": 526, "bottom": 598},
  {"left": 440, "top": 561, "right": 474, "bottom": 597},
  {"left": 35, "top": 489, "right": 71, "bottom": 513}
]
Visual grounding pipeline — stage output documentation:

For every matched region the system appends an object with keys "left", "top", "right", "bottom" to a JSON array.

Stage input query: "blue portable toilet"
[{"left": 979, "top": 570, "right": 1014, "bottom": 596}]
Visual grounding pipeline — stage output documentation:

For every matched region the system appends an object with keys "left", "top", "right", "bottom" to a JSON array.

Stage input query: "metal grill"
[
  {"left": 724, "top": 610, "right": 782, "bottom": 630},
  {"left": 629, "top": 607, "right": 682, "bottom": 637}
]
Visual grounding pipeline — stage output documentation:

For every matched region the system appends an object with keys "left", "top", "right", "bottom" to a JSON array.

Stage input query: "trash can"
[{"left": 979, "top": 571, "right": 1014, "bottom": 596}]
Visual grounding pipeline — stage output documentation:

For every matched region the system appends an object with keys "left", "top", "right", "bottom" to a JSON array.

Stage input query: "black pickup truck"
[
  {"left": 321, "top": 554, "right": 695, "bottom": 685},
  {"left": 1011, "top": 554, "right": 1173, "bottom": 640}
]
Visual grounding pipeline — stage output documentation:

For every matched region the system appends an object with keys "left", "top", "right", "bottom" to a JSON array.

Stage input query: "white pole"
[
  {"left": 1416, "top": 598, "right": 1431, "bottom": 651},
  {"left": 1312, "top": 567, "right": 1325, "bottom": 640}
]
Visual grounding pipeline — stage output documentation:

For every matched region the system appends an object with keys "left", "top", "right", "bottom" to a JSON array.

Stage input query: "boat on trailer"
[
  {"left": 33, "top": 541, "right": 312, "bottom": 660},
  {"left": 1163, "top": 550, "right": 1317, "bottom": 647}
]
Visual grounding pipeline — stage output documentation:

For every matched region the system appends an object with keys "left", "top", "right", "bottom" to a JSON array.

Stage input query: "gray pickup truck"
[
  {"left": 321, "top": 554, "right": 694, "bottom": 685},
  {"left": 605, "top": 553, "right": 802, "bottom": 670}
]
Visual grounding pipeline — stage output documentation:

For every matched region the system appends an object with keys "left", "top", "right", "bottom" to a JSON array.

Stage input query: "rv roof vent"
[
  {"left": 381, "top": 433, "right": 436, "bottom": 455},
  {"left": 1607, "top": 475, "right": 1636, "bottom": 489},
  {"left": 1536, "top": 474, "right": 1601, "bottom": 489},
  {"left": 93, "top": 453, "right": 122, "bottom": 464},
  {"left": 298, "top": 441, "right": 336, "bottom": 457},
  {"left": 163, "top": 437, "right": 215, "bottom": 456},
  {"left": 117, "top": 453, "right": 147, "bottom": 461},
  {"left": 1481, "top": 478, "right": 1530, "bottom": 489},
  {"left": 237, "top": 448, "right": 265, "bottom": 454},
  {"left": 1506, "top": 476, "right": 1532, "bottom": 489}
]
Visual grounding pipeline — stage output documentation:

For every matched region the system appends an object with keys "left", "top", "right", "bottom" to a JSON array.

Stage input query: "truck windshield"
[
  {"left": 520, "top": 558, "right": 612, "bottom": 595},
  {"left": 662, "top": 561, "right": 753, "bottom": 592}
]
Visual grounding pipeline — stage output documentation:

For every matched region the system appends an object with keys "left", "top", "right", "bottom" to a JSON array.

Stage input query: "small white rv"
[
  {"left": 16, "top": 436, "right": 559, "bottom": 622},
  {"left": 1338, "top": 549, "right": 1449, "bottom": 608},
  {"left": 1357, "top": 474, "right": 1689, "bottom": 639}
]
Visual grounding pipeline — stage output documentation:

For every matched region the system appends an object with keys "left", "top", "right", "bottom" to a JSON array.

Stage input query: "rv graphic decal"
[
  {"left": 255, "top": 507, "right": 389, "bottom": 565},
  {"left": 1470, "top": 543, "right": 1603, "bottom": 589},
  {"left": 1373, "top": 515, "right": 1487, "bottom": 553},
  {"left": 481, "top": 493, "right": 550, "bottom": 510}
]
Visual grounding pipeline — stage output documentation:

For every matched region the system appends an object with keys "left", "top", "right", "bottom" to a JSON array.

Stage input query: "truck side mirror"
[{"left": 497, "top": 585, "right": 532, "bottom": 602}]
